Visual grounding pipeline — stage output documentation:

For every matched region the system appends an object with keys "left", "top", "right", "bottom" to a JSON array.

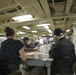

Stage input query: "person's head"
[
  {"left": 4, "top": 27, "right": 16, "bottom": 39},
  {"left": 23, "top": 37, "right": 29, "bottom": 44},
  {"left": 53, "top": 28, "right": 64, "bottom": 43}
]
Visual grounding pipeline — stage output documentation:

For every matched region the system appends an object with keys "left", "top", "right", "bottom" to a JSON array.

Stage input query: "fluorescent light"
[
  {"left": 31, "top": 30, "right": 38, "bottom": 33},
  {"left": 21, "top": 36, "right": 25, "bottom": 39},
  {"left": 23, "top": 26, "right": 30, "bottom": 30},
  {"left": 66, "top": 29, "right": 70, "bottom": 32},
  {"left": 33, "top": 35, "right": 37, "bottom": 37},
  {"left": 12, "top": 14, "right": 32, "bottom": 20},
  {"left": 18, "top": 19, "right": 33, "bottom": 22},
  {"left": 42, "top": 34, "right": 45, "bottom": 36},
  {"left": 44, "top": 26, "right": 49, "bottom": 29},
  {"left": 17, "top": 31, "right": 26, "bottom": 34},
  {"left": 48, "top": 34, "right": 52, "bottom": 36},
  {"left": 12, "top": 14, "right": 33, "bottom": 22},
  {"left": 37, "top": 23, "right": 50, "bottom": 27},
  {"left": 47, "top": 29, "right": 52, "bottom": 33}
]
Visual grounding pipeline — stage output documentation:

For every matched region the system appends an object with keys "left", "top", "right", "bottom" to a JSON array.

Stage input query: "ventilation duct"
[
  {"left": 6, "top": 8, "right": 17, "bottom": 13},
  {"left": 48, "top": 0, "right": 67, "bottom": 3},
  {"left": 0, "top": 5, "right": 22, "bottom": 15},
  {"left": 6, "top": 6, "right": 22, "bottom": 13},
  {"left": 0, "top": 11, "right": 5, "bottom": 15}
]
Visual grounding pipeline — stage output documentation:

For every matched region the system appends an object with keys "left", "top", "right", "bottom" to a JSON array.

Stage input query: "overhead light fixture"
[
  {"left": 44, "top": 26, "right": 49, "bottom": 29},
  {"left": 12, "top": 14, "right": 33, "bottom": 22},
  {"left": 21, "top": 36, "right": 25, "bottom": 39},
  {"left": 18, "top": 19, "right": 33, "bottom": 22},
  {"left": 33, "top": 35, "right": 37, "bottom": 37},
  {"left": 31, "top": 30, "right": 38, "bottom": 33},
  {"left": 42, "top": 34, "right": 45, "bottom": 36},
  {"left": 47, "top": 29, "right": 52, "bottom": 33},
  {"left": 66, "top": 29, "right": 70, "bottom": 32},
  {"left": 23, "top": 26, "right": 30, "bottom": 30},
  {"left": 17, "top": 31, "right": 26, "bottom": 34},
  {"left": 37, "top": 23, "right": 50, "bottom": 27},
  {"left": 48, "top": 34, "right": 52, "bottom": 36}
]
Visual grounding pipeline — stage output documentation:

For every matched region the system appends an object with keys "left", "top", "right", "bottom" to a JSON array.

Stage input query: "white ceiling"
[{"left": 0, "top": 0, "right": 76, "bottom": 37}]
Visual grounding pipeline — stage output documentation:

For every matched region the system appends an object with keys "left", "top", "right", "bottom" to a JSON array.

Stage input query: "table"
[{"left": 25, "top": 52, "right": 53, "bottom": 75}]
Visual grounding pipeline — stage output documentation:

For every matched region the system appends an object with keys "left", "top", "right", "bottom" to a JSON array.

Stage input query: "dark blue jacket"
[{"left": 49, "top": 37, "right": 76, "bottom": 74}]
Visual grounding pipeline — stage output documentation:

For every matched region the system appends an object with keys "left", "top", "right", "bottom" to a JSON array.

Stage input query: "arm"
[
  {"left": 49, "top": 43, "right": 61, "bottom": 58},
  {"left": 19, "top": 47, "right": 27, "bottom": 61},
  {"left": 24, "top": 46, "right": 34, "bottom": 51}
]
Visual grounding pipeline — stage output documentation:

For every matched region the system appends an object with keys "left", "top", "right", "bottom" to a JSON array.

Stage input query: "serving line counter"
[
  {"left": 20, "top": 45, "right": 53, "bottom": 75},
  {"left": 25, "top": 51, "right": 53, "bottom": 75},
  {"left": 26, "top": 52, "right": 53, "bottom": 75}
]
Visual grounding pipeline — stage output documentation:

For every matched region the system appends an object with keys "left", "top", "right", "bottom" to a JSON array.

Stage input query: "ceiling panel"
[{"left": 0, "top": 0, "right": 75, "bottom": 37}]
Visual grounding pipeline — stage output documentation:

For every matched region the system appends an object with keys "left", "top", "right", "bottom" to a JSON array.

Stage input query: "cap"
[
  {"left": 54, "top": 28, "right": 64, "bottom": 36},
  {"left": 23, "top": 37, "right": 29, "bottom": 41}
]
